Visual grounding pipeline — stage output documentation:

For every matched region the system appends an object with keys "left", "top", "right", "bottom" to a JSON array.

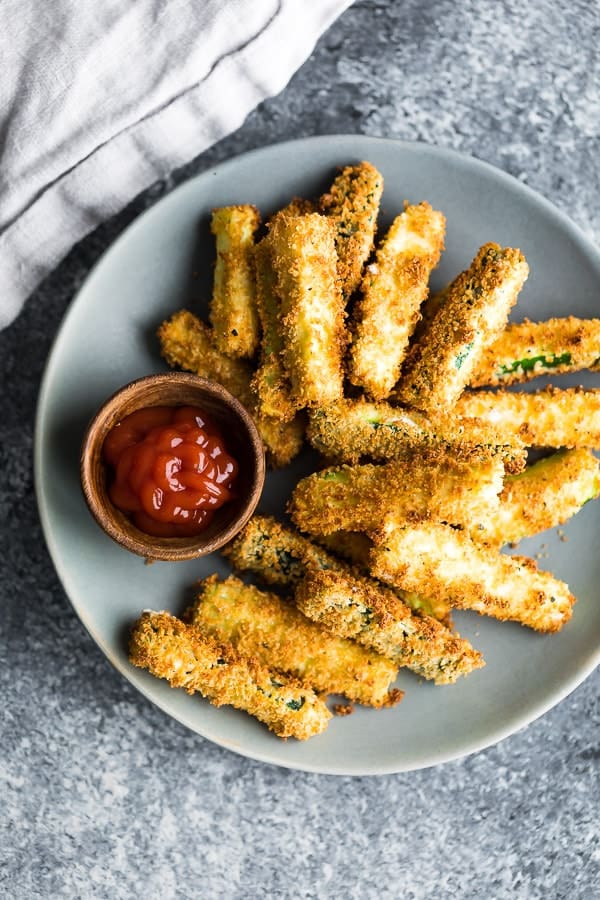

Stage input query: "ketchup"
[{"left": 102, "top": 405, "right": 238, "bottom": 537}]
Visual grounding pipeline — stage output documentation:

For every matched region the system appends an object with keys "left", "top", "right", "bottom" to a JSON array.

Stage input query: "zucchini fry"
[
  {"left": 311, "top": 531, "right": 453, "bottom": 625},
  {"left": 268, "top": 197, "right": 315, "bottom": 221},
  {"left": 158, "top": 309, "right": 254, "bottom": 407},
  {"left": 157, "top": 309, "right": 304, "bottom": 468},
  {"left": 253, "top": 413, "right": 305, "bottom": 469},
  {"left": 210, "top": 205, "right": 261, "bottom": 358},
  {"left": 370, "top": 520, "right": 575, "bottom": 632},
  {"left": 294, "top": 569, "right": 483, "bottom": 685},
  {"left": 189, "top": 575, "right": 401, "bottom": 707},
  {"left": 319, "top": 161, "right": 384, "bottom": 298},
  {"left": 306, "top": 397, "right": 526, "bottom": 472},
  {"left": 313, "top": 529, "right": 373, "bottom": 565},
  {"left": 395, "top": 244, "right": 529, "bottom": 415},
  {"left": 222, "top": 515, "right": 445, "bottom": 622},
  {"left": 269, "top": 213, "right": 347, "bottom": 406},
  {"left": 288, "top": 455, "right": 503, "bottom": 536},
  {"left": 223, "top": 514, "right": 332, "bottom": 585},
  {"left": 251, "top": 238, "right": 297, "bottom": 422},
  {"left": 485, "top": 449, "right": 600, "bottom": 547},
  {"left": 470, "top": 317, "right": 600, "bottom": 387},
  {"left": 129, "top": 611, "right": 330, "bottom": 740},
  {"left": 455, "top": 387, "right": 600, "bottom": 449},
  {"left": 349, "top": 202, "right": 446, "bottom": 399}
]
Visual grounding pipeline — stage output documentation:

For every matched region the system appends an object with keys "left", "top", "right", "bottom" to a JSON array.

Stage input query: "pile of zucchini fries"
[{"left": 130, "top": 161, "right": 600, "bottom": 741}]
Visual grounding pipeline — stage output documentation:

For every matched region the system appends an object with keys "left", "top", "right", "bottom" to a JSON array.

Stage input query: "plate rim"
[{"left": 34, "top": 134, "right": 600, "bottom": 775}]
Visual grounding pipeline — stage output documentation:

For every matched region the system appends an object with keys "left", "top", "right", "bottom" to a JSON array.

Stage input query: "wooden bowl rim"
[{"left": 80, "top": 373, "right": 265, "bottom": 561}]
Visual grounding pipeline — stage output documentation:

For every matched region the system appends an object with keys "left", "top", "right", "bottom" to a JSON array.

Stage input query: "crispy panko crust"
[
  {"left": 210, "top": 205, "right": 261, "bottom": 358},
  {"left": 349, "top": 202, "right": 446, "bottom": 399},
  {"left": 485, "top": 449, "right": 600, "bottom": 547},
  {"left": 269, "top": 213, "right": 347, "bottom": 406},
  {"left": 158, "top": 309, "right": 255, "bottom": 407},
  {"left": 222, "top": 515, "right": 451, "bottom": 625},
  {"left": 319, "top": 161, "right": 384, "bottom": 298},
  {"left": 267, "top": 197, "right": 316, "bottom": 223},
  {"left": 294, "top": 568, "right": 484, "bottom": 685},
  {"left": 306, "top": 397, "right": 526, "bottom": 472},
  {"left": 396, "top": 244, "right": 529, "bottom": 415},
  {"left": 189, "top": 575, "right": 401, "bottom": 707},
  {"left": 470, "top": 316, "right": 600, "bottom": 387},
  {"left": 455, "top": 386, "right": 600, "bottom": 449},
  {"left": 288, "top": 455, "right": 503, "bottom": 537},
  {"left": 253, "top": 412, "right": 305, "bottom": 469},
  {"left": 129, "top": 611, "right": 330, "bottom": 740},
  {"left": 157, "top": 309, "right": 304, "bottom": 468},
  {"left": 312, "top": 530, "right": 453, "bottom": 625},
  {"left": 251, "top": 238, "right": 298, "bottom": 422},
  {"left": 371, "top": 519, "right": 575, "bottom": 633}
]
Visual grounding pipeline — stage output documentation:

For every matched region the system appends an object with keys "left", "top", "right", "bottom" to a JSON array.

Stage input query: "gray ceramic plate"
[{"left": 35, "top": 136, "right": 600, "bottom": 775}]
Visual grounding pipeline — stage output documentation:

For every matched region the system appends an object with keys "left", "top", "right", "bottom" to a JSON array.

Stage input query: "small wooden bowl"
[{"left": 80, "top": 373, "right": 265, "bottom": 561}]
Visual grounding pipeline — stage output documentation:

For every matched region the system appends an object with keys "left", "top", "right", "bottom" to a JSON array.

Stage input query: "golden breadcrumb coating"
[
  {"left": 306, "top": 397, "right": 526, "bottom": 473},
  {"left": 222, "top": 514, "right": 447, "bottom": 624},
  {"left": 349, "top": 202, "right": 446, "bottom": 399},
  {"left": 455, "top": 387, "right": 600, "bottom": 449},
  {"left": 371, "top": 519, "right": 575, "bottom": 633},
  {"left": 484, "top": 449, "right": 600, "bottom": 547},
  {"left": 319, "top": 161, "right": 384, "bottom": 298},
  {"left": 189, "top": 575, "right": 401, "bottom": 707},
  {"left": 288, "top": 455, "right": 503, "bottom": 536},
  {"left": 311, "top": 530, "right": 454, "bottom": 626},
  {"left": 268, "top": 197, "right": 316, "bottom": 222},
  {"left": 269, "top": 213, "right": 347, "bottom": 406},
  {"left": 396, "top": 243, "right": 529, "bottom": 414},
  {"left": 210, "top": 205, "right": 261, "bottom": 358},
  {"left": 253, "top": 412, "right": 305, "bottom": 469},
  {"left": 294, "top": 568, "right": 484, "bottom": 685},
  {"left": 157, "top": 309, "right": 304, "bottom": 468},
  {"left": 129, "top": 611, "right": 331, "bottom": 740},
  {"left": 251, "top": 238, "right": 298, "bottom": 422},
  {"left": 470, "top": 317, "right": 600, "bottom": 387},
  {"left": 158, "top": 309, "right": 254, "bottom": 407}
]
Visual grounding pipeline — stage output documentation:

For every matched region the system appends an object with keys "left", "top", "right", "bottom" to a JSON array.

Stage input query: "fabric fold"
[{"left": 0, "top": 0, "right": 353, "bottom": 329}]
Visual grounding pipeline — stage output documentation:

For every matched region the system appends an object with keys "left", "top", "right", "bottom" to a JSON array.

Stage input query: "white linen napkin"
[{"left": 0, "top": 0, "right": 353, "bottom": 329}]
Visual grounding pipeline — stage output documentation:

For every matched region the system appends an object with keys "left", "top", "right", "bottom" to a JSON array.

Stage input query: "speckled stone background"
[{"left": 2, "top": 1, "right": 599, "bottom": 897}]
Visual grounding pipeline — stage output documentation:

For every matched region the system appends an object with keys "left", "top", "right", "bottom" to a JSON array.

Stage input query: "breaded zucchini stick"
[
  {"left": 470, "top": 317, "right": 600, "bottom": 387},
  {"left": 349, "top": 202, "right": 446, "bottom": 399},
  {"left": 413, "top": 282, "right": 451, "bottom": 333},
  {"left": 251, "top": 238, "right": 297, "bottom": 422},
  {"left": 312, "top": 531, "right": 453, "bottom": 626},
  {"left": 158, "top": 310, "right": 304, "bottom": 468},
  {"left": 129, "top": 611, "right": 330, "bottom": 740},
  {"left": 189, "top": 575, "right": 401, "bottom": 707},
  {"left": 485, "top": 449, "right": 600, "bottom": 547},
  {"left": 158, "top": 309, "right": 254, "bottom": 407},
  {"left": 455, "top": 387, "right": 600, "bottom": 449},
  {"left": 395, "top": 244, "right": 529, "bottom": 415},
  {"left": 288, "top": 455, "right": 503, "bottom": 536},
  {"left": 268, "top": 197, "right": 315, "bottom": 222},
  {"left": 313, "top": 529, "right": 373, "bottom": 565},
  {"left": 253, "top": 413, "right": 305, "bottom": 469},
  {"left": 319, "top": 161, "right": 384, "bottom": 298},
  {"left": 210, "top": 205, "right": 261, "bottom": 358},
  {"left": 269, "top": 213, "right": 346, "bottom": 406},
  {"left": 306, "top": 398, "right": 526, "bottom": 472},
  {"left": 370, "top": 520, "right": 575, "bottom": 632},
  {"left": 294, "top": 569, "right": 483, "bottom": 685},
  {"left": 223, "top": 515, "right": 448, "bottom": 623}
]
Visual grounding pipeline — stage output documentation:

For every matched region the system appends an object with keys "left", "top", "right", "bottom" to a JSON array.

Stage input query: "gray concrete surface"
[{"left": 1, "top": 1, "right": 598, "bottom": 897}]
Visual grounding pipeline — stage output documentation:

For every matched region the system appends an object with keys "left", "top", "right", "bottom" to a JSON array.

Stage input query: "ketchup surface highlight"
[{"left": 103, "top": 405, "right": 238, "bottom": 537}]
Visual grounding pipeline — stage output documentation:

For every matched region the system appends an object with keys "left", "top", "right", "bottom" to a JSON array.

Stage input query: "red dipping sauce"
[{"left": 102, "top": 405, "right": 238, "bottom": 537}]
